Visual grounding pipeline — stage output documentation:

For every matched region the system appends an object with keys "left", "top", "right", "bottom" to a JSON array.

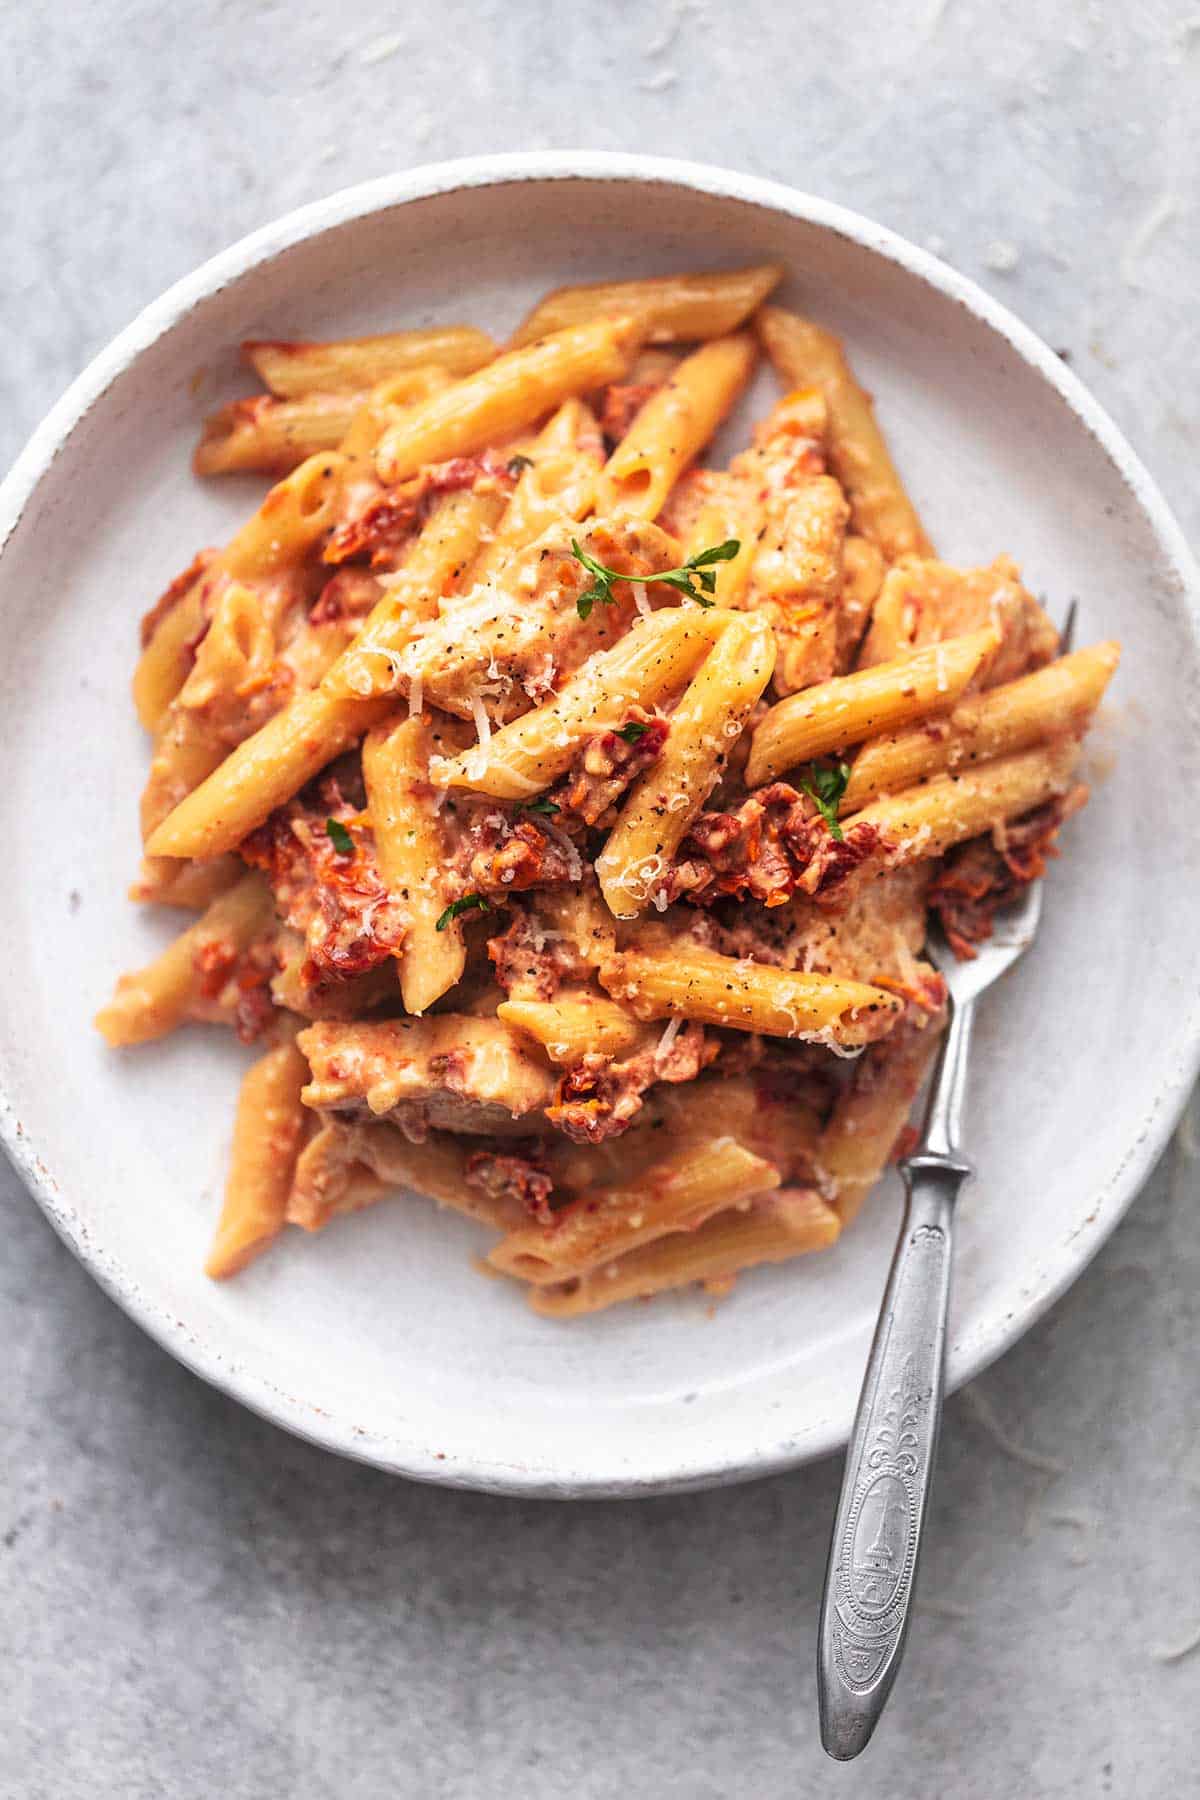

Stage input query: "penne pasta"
[
  {"left": 205, "top": 1029, "right": 310, "bottom": 1278},
  {"left": 461, "top": 398, "right": 604, "bottom": 583},
  {"left": 374, "top": 316, "right": 641, "bottom": 485},
  {"left": 817, "top": 1009, "right": 947, "bottom": 1226},
  {"left": 600, "top": 943, "right": 902, "bottom": 1047},
  {"left": 530, "top": 1189, "right": 840, "bottom": 1316},
  {"left": 287, "top": 1118, "right": 524, "bottom": 1234},
  {"left": 321, "top": 486, "right": 511, "bottom": 702},
  {"left": 431, "top": 604, "right": 728, "bottom": 799},
  {"left": 220, "top": 454, "right": 346, "bottom": 581},
  {"left": 756, "top": 307, "right": 934, "bottom": 562},
  {"left": 593, "top": 332, "right": 758, "bottom": 520},
  {"left": 842, "top": 740, "right": 1082, "bottom": 863},
  {"left": 195, "top": 370, "right": 460, "bottom": 476},
  {"left": 497, "top": 993, "right": 648, "bottom": 1064},
  {"left": 745, "top": 626, "right": 1000, "bottom": 786},
  {"left": 244, "top": 325, "right": 496, "bottom": 396},
  {"left": 145, "top": 487, "right": 500, "bottom": 861},
  {"left": 194, "top": 392, "right": 363, "bottom": 476},
  {"left": 841, "top": 641, "right": 1121, "bottom": 810},
  {"left": 489, "top": 1137, "right": 781, "bottom": 1285},
  {"left": 129, "top": 853, "right": 243, "bottom": 912},
  {"left": 362, "top": 715, "right": 470, "bottom": 1015},
  {"left": 509, "top": 263, "right": 783, "bottom": 348},
  {"left": 837, "top": 533, "right": 887, "bottom": 671},
  {"left": 94, "top": 873, "right": 274, "bottom": 1047},
  {"left": 331, "top": 366, "right": 459, "bottom": 461},
  {"left": 145, "top": 685, "right": 393, "bottom": 862},
  {"left": 597, "top": 613, "right": 776, "bottom": 916},
  {"left": 133, "top": 575, "right": 208, "bottom": 734}
]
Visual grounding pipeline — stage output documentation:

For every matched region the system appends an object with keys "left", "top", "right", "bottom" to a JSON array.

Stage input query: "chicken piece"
[
  {"left": 859, "top": 554, "right": 1058, "bottom": 687},
  {"left": 391, "top": 516, "right": 685, "bottom": 724},
  {"left": 298, "top": 1015, "right": 556, "bottom": 1139}
]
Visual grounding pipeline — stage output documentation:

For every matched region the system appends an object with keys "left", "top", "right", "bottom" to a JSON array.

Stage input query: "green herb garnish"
[
  {"left": 325, "top": 817, "right": 354, "bottom": 855},
  {"left": 507, "top": 454, "right": 534, "bottom": 477},
  {"left": 570, "top": 537, "right": 740, "bottom": 619},
  {"left": 615, "top": 720, "right": 648, "bottom": 745},
  {"left": 436, "top": 893, "right": 491, "bottom": 931},
  {"left": 517, "top": 797, "right": 560, "bottom": 816},
  {"left": 798, "top": 761, "right": 851, "bottom": 842}
]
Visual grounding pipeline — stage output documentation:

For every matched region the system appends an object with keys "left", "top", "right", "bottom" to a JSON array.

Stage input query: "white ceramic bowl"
[{"left": 2, "top": 153, "right": 1198, "bottom": 1496}]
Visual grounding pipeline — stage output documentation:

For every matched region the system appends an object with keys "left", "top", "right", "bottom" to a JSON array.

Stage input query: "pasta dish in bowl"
[{"left": 95, "top": 260, "right": 1119, "bottom": 1319}]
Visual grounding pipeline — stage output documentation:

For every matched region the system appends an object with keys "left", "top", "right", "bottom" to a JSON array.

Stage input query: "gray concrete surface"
[{"left": 3, "top": 2, "right": 1198, "bottom": 1794}]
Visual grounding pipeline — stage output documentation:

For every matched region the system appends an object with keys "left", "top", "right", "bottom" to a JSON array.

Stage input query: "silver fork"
[{"left": 816, "top": 603, "right": 1076, "bottom": 1760}]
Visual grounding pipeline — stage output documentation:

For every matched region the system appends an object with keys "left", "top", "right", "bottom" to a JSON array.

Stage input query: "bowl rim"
[{"left": 3, "top": 149, "right": 1198, "bottom": 1497}]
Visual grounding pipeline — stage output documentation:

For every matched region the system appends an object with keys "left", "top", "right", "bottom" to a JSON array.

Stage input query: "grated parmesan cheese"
[
  {"left": 539, "top": 813, "right": 584, "bottom": 883},
  {"left": 469, "top": 692, "right": 493, "bottom": 749},
  {"left": 654, "top": 1015, "right": 683, "bottom": 1067}
]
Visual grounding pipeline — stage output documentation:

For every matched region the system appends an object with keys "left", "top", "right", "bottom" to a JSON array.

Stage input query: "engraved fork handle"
[{"left": 817, "top": 995, "right": 975, "bottom": 1761}]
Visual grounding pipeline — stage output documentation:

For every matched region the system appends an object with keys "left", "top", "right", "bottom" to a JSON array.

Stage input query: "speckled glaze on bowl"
[{"left": 1, "top": 153, "right": 1197, "bottom": 1496}]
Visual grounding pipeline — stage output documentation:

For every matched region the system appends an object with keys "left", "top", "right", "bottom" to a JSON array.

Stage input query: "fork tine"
[{"left": 1059, "top": 598, "right": 1079, "bottom": 653}]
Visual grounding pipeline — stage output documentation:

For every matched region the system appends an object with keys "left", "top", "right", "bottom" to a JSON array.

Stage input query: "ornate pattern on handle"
[
  {"left": 829, "top": 1331, "right": 926, "bottom": 1691},
  {"left": 818, "top": 1160, "right": 967, "bottom": 1757}
]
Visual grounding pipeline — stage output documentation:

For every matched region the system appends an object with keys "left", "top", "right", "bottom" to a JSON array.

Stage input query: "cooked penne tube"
[
  {"left": 331, "top": 366, "right": 460, "bottom": 462},
  {"left": 129, "top": 853, "right": 243, "bottom": 911},
  {"left": 347, "top": 1125, "right": 527, "bottom": 1232},
  {"left": 94, "top": 873, "right": 274, "bottom": 1047},
  {"left": 817, "top": 1010, "right": 946, "bottom": 1226},
  {"left": 489, "top": 1137, "right": 780, "bottom": 1285},
  {"left": 756, "top": 307, "right": 933, "bottom": 562},
  {"left": 509, "top": 263, "right": 783, "bottom": 348},
  {"left": 145, "top": 685, "right": 393, "bottom": 861},
  {"left": 530, "top": 1189, "right": 840, "bottom": 1316},
  {"left": 600, "top": 945, "right": 902, "bottom": 1046},
  {"left": 219, "top": 454, "right": 346, "bottom": 580},
  {"left": 528, "top": 884, "right": 618, "bottom": 971},
  {"left": 593, "top": 332, "right": 758, "bottom": 520},
  {"left": 286, "top": 1123, "right": 392, "bottom": 1230},
  {"left": 374, "top": 316, "right": 641, "bottom": 485},
  {"left": 843, "top": 740, "right": 1082, "bottom": 862},
  {"left": 745, "top": 626, "right": 1000, "bottom": 786},
  {"left": 321, "top": 486, "right": 510, "bottom": 701},
  {"left": 205, "top": 1029, "right": 309, "bottom": 1278},
  {"left": 497, "top": 994, "right": 648, "bottom": 1063},
  {"left": 287, "top": 1119, "right": 524, "bottom": 1234},
  {"left": 197, "top": 369, "right": 456, "bottom": 475},
  {"left": 837, "top": 533, "right": 886, "bottom": 671},
  {"left": 244, "top": 325, "right": 496, "bottom": 396},
  {"left": 431, "top": 605, "right": 728, "bottom": 799},
  {"left": 146, "top": 488, "right": 497, "bottom": 860},
  {"left": 138, "top": 580, "right": 287, "bottom": 839},
  {"left": 362, "top": 715, "right": 469, "bottom": 1015},
  {"left": 195, "top": 393, "right": 363, "bottom": 476},
  {"left": 133, "top": 578, "right": 208, "bottom": 733},
  {"left": 597, "top": 613, "right": 776, "bottom": 916},
  {"left": 841, "top": 642, "right": 1121, "bottom": 810},
  {"left": 463, "top": 399, "right": 603, "bottom": 582}
]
